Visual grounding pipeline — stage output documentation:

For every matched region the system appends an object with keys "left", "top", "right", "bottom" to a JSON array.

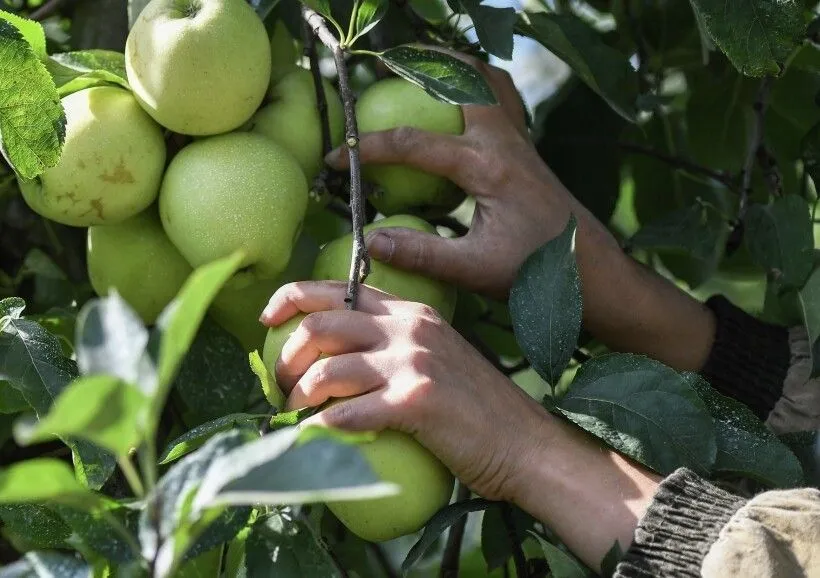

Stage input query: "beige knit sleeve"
[{"left": 701, "top": 486, "right": 820, "bottom": 578}]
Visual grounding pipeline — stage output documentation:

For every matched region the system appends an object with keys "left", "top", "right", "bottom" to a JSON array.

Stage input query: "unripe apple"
[
  {"left": 269, "top": 20, "right": 299, "bottom": 88},
  {"left": 312, "top": 215, "right": 457, "bottom": 321},
  {"left": 125, "top": 0, "right": 271, "bottom": 135},
  {"left": 261, "top": 325, "right": 454, "bottom": 543},
  {"left": 159, "top": 132, "right": 308, "bottom": 282},
  {"left": 20, "top": 86, "right": 166, "bottom": 227},
  {"left": 356, "top": 78, "right": 465, "bottom": 217},
  {"left": 250, "top": 68, "right": 344, "bottom": 211},
  {"left": 87, "top": 208, "right": 192, "bottom": 324}
]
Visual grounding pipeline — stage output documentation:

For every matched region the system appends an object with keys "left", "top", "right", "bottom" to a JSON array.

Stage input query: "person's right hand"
[{"left": 326, "top": 56, "right": 617, "bottom": 299}]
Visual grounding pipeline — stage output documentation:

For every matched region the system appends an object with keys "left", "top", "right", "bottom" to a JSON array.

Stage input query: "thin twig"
[
  {"left": 439, "top": 482, "right": 471, "bottom": 578},
  {"left": 29, "top": 0, "right": 72, "bottom": 20},
  {"left": 501, "top": 504, "right": 528, "bottom": 578},
  {"left": 623, "top": 0, "right": 652, "bottom": 94},
  {"left": 303, "top": 6, "right": 370, "bottom": 310},
  {"left": 618, "top": 142, "right": 738, "bottom": 191},
  {"left": 739, "top": 77, "right": 773, "bottom": 220},
  {"left": 302, "top": 20, "right": 333, "bottom": 158}
]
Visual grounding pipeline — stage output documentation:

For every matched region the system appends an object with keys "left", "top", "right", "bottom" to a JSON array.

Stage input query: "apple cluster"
[{"left": 19, "top": 0, "right": 468, "bottom": 543}]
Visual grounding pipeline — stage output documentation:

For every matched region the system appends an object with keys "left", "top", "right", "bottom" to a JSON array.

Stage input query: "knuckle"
[
  {"left": 406, "top": 346, "right": 433, "bottom": 374},
  {"left": 386, "top": 126, "right": 421, "bottom": 156},
  {"left": 299, "top": 312, "right": 326, "bottom": 339}
]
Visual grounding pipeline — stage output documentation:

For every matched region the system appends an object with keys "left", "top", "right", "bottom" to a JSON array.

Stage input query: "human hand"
[{"left": 259, "top": 280, "right": 550, "bottom": 501}]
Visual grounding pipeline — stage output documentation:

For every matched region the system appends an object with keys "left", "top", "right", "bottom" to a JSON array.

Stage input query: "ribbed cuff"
[
  {"left": 614, "top": 468, "right": 746, "bottom": 578},
  {"left": 700, "top": 296, "right": 790, "bottom": 420}
]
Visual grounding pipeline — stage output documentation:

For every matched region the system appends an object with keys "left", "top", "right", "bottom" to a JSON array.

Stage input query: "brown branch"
[
  {"left": 618, "top": 142, "right": 738, "bottom": 191},
  {"left": 302, "top": 20, "right": 333, "bottom": 158},
  {"left": 303, "top": 6, "right": 370, "bottom": 310},
  {"left": 439, "top": 482, "right": 471, "bottom": 578}
]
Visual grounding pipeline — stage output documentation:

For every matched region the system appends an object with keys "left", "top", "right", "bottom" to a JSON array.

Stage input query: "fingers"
[
  {"left": 365, "top": 227, "right": 480, "bottom": 287},
  {"left": 301, "top": 390, "right": 395, "bottom": 432},
  {"left": 260, "top": 280, "right": 404, "bottom": 326},
  {"left": 285, "top": 353, "right": 384, "bottom": 411},
  {"left": 276, "top": 310, "right": 385, "bottom": 393}
]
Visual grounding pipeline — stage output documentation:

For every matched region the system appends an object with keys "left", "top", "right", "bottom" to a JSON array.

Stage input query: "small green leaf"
[
  {"left": 558, "top": 354, "right": 717, "bottom": 475},
  {"left": 353, "top": 0, "right": 388, "bottom": 41},
  {"left": 304, "top": 0, "right": 333, "bottom": 20},
  {"left": 0, "top": 551, "right": 92, "bottom": 578},
  {"left": 0, "top": 10, "right": 46, "bottom": 60},
  {"left": 269, "top": 407, "right": 316, "bottom": 429},
  {"left": 402, "top": 499, "right": 495, "bottom": 572},
  {"left": 480, "top": 505, "right": 535, "bottom": 571},
  {"left": 510, "top": 216, "right": 582, "bottom": 388},
  {"left": 745, "top": 195, "right": 814, "bottom": 289},
  {"left": 0, "top": 459, "right": 96, "bottom": 505},
  {"left": 459, "top": 0, "right": 516, "bottom": 60},
  {"left": 0, "top": 20, "right": 65, "bottom": 179},
  {"left": 689, "top": 0, "right": 804, "bottom": 76},
  {"left": 159, "top": 413, "right": 265, "bottom": 465},
  {"left": 245, "top": 510, "right": 341, "bottom": 577},
  {"left": 249, "top": 350, "right": 284, "bottom": 410},
  {"left": 631, "top": 202, "right": 729, "bottom": 263},
  {"left": 516, "top": 12, "right": 638, "bottom": 121},
  {"left": 378, "top": 45, "right": 497, "bottom": 105},
  {"left": 48, "top": 50, "right": 129, "bottom": 95},
  {"left": 21, "top": 375, "right": 149, "bottom": 457},
  {"left": 530, "top": 533, "right": 594, "bottom": 578}
]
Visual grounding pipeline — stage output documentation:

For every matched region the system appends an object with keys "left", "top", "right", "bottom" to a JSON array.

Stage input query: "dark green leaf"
[
  {"left": 184, "top": 506, "right": 252, "bottom": 562},
  {"left": 0, "top": 551, "right": 92, "bottom": 578},
  {"left": 402, "top": 499, "right": 495, "bottom": 572},
  {"left": 48, "top": 50, "right": 129, "bottom": 95},
  {"left": 481, "top": 504, "right": 534, "bottom": 571},
  {"left": 631, "top": 202, "right": 729, "bottom": 263},
  {"left": 0, "top": 20, "right": 65, "bottom": 179},
  {"left": 159, "top": 413, "right": 265, "bottom": 465},
  {"left": 0, "top": 10, "right": 45, "bottom": 60},
  {"left": 530, "top": 533, "right": 593, "bottom": 578},
  {"left": 193, "top": 427, "right": 397, "bottom": 509},
  {"left": 21, "top": 375, "right": 149, "bottom": 457},
  {"left": 516, "top": 12, "right": 638, "bottom": 121},
  {"left": 378, "top": 45, "right": 497, "bottom": 105},
  {"left": 745, "top": 195, "right": 814, "bottom": 288},
  {"left": 353, "top": 0, "right": 388, "bottom": 40},
  {"left": 174, "top": 317, "right": 256, "bottom": 424},
  {"left": 251, "top": 0, "right": 283, "bottom": 21},
  {"left": 600, "top": 541, "right": 624, "bottom": 577},
  {"left": 0, "top": 504, "right": 70, "bottom": 549},
  {"left": 459, "top": 1, "right": 516, "bottom": 60},
  {"left": 245, "top": 510, "right": 341, "bottom": 578},
  {"left": 558, "top": 354, "right": 717, "bottom": 475},
  {"left": 0, "top": 380, "right": 28, "bottom": 413},
  {"left": 53, "top": 503, "right": 140, "bottom": 563},
  {"left": 687, "top": 374, "right": 803, "bottom": 487},
  {"left": 688, "top": 0, "right": 804, "bottom": 76},
  {"left": 510, "top": 216, "right": 582, "bottom": 387},
  {"left": 0, "top": 459, "right": 96, "bottom": 505},
  {"left": 779, "top": 431, "right": 820, "bottom": 487}
]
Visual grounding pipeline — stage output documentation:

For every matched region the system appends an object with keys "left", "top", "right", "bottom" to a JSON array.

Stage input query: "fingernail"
[
  {"left": 324, "top": 148, "right": 341, "bottom": 167},
  {"left": 366, "top": 232, "right": 394, "bottom": 262},
  {"left": 258, "top": 305, "right": 274, "bottom": 323}
]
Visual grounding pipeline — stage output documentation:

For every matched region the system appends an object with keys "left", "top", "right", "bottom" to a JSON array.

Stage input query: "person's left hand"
[{"left": 259, "top": 280, "right": 550, "bottom": 502}]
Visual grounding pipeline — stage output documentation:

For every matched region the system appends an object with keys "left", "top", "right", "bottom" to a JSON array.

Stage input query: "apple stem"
[{"left": 303, "top": 5, "right": 370, "bottom": 311}]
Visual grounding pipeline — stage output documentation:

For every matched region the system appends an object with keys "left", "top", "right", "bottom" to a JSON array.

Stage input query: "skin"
[
  {"left": 125, "top": 0, "right": 271, "bottom": 135},
  {"left": 356, "top": 78, "right": 466, "bottom": 217},
  {"left": 21, "top": 87, "right": 166, "bottom": 227},
  {"left": 259, "top": 54, "right": 718, "bottom": 570}
]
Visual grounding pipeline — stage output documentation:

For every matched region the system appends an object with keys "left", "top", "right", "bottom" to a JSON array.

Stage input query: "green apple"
[
  {"left": 312, "top": 215, "right": 457, "bottom": 321},
  {"left": 269, "top": 20, "right": 299, "bottom": 88},
  {"left": 159, "top": 132, "right": 308, "bottom": 281},
  {"left": 20, "top": 86, "right": 166, "bottom": 227},
  {"left": 261, "top": 328, "right": 454, "bottom": 543},
  {"left": 87, "top": 208, "right": 192, "bottom": 324},
  {"left": 356, "top": 78, "right": 465, "bottom": 217},
  {"left": 211, "top": 232, "right": 319, "bottom": 352},
  {"left": 125, "top": 0, "right": 271, "bottom": 135},
  {"left": 250, "top": 68, "right": 344, "bottom": 209}
]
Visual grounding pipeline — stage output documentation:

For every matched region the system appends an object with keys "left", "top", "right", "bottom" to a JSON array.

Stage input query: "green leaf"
[
  {"left": 402, "top": 499, "right": 495, "bottom": 572},
  {"left": 174, "top": 318, "right": 256, "bottom": 424},
  {"left": 353, "top": 0, "right": 388, "bottom": 41},
  {"left": 48, "top": 50, "right": 129, "bottom": 95},
  {"left": 0, "top": 551, "right": 92, "bottom": 578},
  {"left": 53, "top": 503, "right": 140, "bottom": 563},
  {"left": 480, "top": 505, "right": 535, "bottom": 571},
  {"left": 530, "top": 533, "right": 594, "bottom": 578},
  {"left": 516, "top": 12, "right": 638, "bottom": 121},
  {"left": 779, "top": 431, "right": 820, "bottom": 487},
  {"left": 558, "top": 354, "right": 717, "bottom": 475},
  {"left": 21, "top": 375, "right": 149, "bottom": 457},
  {"left": 688, "top": 0, "right": 804, "bottom": 76},
  {"left": 509, "top": 216, "right": 582, "bottom": 387},
  {"left": 244, "top": 510, "right": 341, "bottom": 577},
  {"left": 686, "top": 374, "right": 803, "bottom": 487},
  {"left": 0, "top": 380, "right": 29, "bottom": 413},
  {"left": 378, "top": 45, "right": 497, "bottom": 105},
  {"left": 0, "top": 298, "right": 115, "bottom": 489},
  {"left": 0, "top": 504, "right": 71, "bottom": 549},
  {"left": 0, "top": 459, "right": 96, "bottom": 505},
  {"left": 304, "top": 0, "right": 333, "bottom": 20},
  {"left": 159, "top": 413, "right": 265, "bottom": 465},
  {"left": 745, "top": 195, "right": 814, "bottom": 288},
  {"left": 184, "top": 506, "right": 252, "bottom": 563},
  {"left": 249, "top": 350, "right": 284, "bottom": 410},
  {"left": 193, "top": 426, "right": 398, "bottom": 510},
  {"left": 0, "top": 20, "right": 65, "bottom": 179},
  {"left": 0, "top": 10, "right": 46, "bottom": 60},
  {"left": 250, "top": 0, "right": 283, "bottom": 21},
  {"left": 799, "top": 266, "right": 820, "bottom": 377},
  {"left": 269, "top": 407, "right": 316, "bottom": 429},
  {"left": 631, "top": 202, "right": 729, "bottom": 263},
  {"left": 458, "top": 1, "right": 516, "bottom": 60},
  {"left": 600, "top": 541, "right": 624, "bottom": 577}
]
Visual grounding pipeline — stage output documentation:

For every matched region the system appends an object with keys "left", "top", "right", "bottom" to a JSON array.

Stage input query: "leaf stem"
[
  {"left": 439, "top": 482, "right": 470, "bottom": 578},
  {"left": 118, "top": 455, "right": 146, "bottom": 499},
  {"left": 345, "top": 0, "right": 361, "bottom": 47},
  {"left": 303, "top": 5, "right": 370, "bottom": 310},
  {"left": 139, "top": 436, "right": 158, "bottom": 492}
]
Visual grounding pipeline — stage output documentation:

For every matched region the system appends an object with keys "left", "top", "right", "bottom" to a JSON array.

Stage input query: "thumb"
[{"left": 365, "top": 227, "right": 477, "bottom": 287}]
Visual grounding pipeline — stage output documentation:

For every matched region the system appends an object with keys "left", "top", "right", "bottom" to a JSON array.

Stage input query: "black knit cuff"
[
  {"left": 699, "top": 295, "right": 790, "bottom": 420},
  {"left": 614, "top": 468, "right": 746, "bottom": 578}
]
